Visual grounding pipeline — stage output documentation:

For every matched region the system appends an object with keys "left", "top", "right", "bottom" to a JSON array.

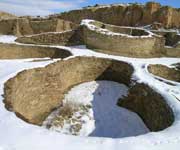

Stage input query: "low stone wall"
[
  {"left": 16, "top": 28, "right": 84, "bottom": 46},
  {"left": 82, "top": 20, "right": 165, "bottom": 57},
  {"left": 91, "top": 21, "right": 149, "bottom": 36},
  {"left": 3, "top": 57, "right": 134, "bottom": 125},
  {"left": 148, "top": 64, "right": 180, "bottom": 82},
  {"left": 0, "top": 43, "right": 72, "bottom": 59},
  {"left": 15, "top": 19, "right": 180, "bottom": 58},
  {"left": 4, "top": 56, "right": 174, "bottom": 132},
  {"left": 0, "top": 18, "right": 77, "bottom": 36},
  {"left": 163, "top": 47, "right": 180, "bottom": 57}
]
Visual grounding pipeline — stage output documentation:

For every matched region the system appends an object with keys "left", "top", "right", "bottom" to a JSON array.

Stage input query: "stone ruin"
[{"left": 0, "top": 1, "right": 179, "bottom": 138}]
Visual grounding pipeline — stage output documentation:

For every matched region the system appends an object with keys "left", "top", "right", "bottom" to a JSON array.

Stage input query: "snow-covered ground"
[
  {"left": 44, "top": 81, "right": 149, "bottom": 138},
  {"left": 0, "top": 36, "right": 180, "bottom": 150},
  {"left": 0, "top": 35, "right": 17, "bottom": 43}
]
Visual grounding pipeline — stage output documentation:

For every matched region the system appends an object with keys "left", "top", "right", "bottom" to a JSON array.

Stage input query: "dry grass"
[
  {"left": 46, "top": 102, "right": 93, "bottom": 135},
  {"left": 59, "top": 103, "right": 77, "bottom": 118}
]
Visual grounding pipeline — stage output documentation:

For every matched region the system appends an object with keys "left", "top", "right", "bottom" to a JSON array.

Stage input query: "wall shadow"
[{"left": 88, "top": 81, "right": 150, "bottom": 138}]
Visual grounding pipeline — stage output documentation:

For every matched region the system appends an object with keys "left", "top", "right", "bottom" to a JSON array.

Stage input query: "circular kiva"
[
  {"left": 148, "top": 64, "right": 180, "bottom": 82},
  {"left": 81, "top": 20, "right": 165, "bottom": 57},
  {"left": 4, "top": 56, "right": 174, "bottom": 132},
  {"left": 0, "top": 43, "right": 72, "bottom": 59}
]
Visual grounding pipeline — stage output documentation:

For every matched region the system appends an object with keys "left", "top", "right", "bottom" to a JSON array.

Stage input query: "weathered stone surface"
[
  {"left": 16, "top": 28, "right": 84, "bottom": 46},
  {"left": 4, "top": 57, "right": 134, "bottom": 125},
  {"left": 82, "top": 20, "right": 166, "bottom": 58},
  {"left": 148, "top": 64, "right": 180, "bottom": 82},
  {"left": 0, "top": 43, "right": 72, "bottom": 59},
  {"left": 4, "top": 56, "right": 174, "bottom": 132},
  {"left": 16, "top": 20, "right": 180, "bottom": 58},
  {"left": 164, "top": 47, "right": 180, "bottom": 57},
  {"left": 118, "top": 84, "right": 174, "bottom": 131},
  {"left": 0, "top": 18, "right": 78, "bottom": 36},
  {"left": 57, "top": 2, "right": 180, "bottom": 29},
  {"left": 0, "top": 11, "right": 16, "bottom": 20},
  {"left": 151, "top": 30, "right": 180, "bottom": 46}
]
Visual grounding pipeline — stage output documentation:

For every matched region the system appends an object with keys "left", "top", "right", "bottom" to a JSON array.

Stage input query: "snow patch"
[
  {"left": 0, "top": 35, "right": 17, "bottom": 43},
  {"left": 44, "top": 81, "right": 149, "bottom": 138}
]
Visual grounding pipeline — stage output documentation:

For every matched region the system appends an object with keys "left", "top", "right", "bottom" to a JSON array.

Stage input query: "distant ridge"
[{"left": 54, "top": 1, "right": 180, "bottom": 29}]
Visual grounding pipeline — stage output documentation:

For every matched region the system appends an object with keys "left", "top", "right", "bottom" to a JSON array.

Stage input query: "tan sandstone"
[{"left": 4, "top": 57, "right": 174, "bottom": 132}]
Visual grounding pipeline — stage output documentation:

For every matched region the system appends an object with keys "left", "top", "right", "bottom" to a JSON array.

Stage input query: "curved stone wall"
[
  {"left": 148, "top": 64, "right": 180, "bottom": 82},
  {"left": 82, "top": 20, "right": 165, "bottom": 57},
  {"left": 0, "top": 43, "right": 72, "bottom": 59},
  {"left": 15, "top": 20, "right": 180, "bottom": 58},
  {"left": 91, "top": 21, "right": 149, "bottom": 36},
  {"left": 4, "top": 56, "right": 174, "bottom": 132},
  {"left": 118, "top": 84, "right": 174, "bottom": 131},
  {"left": 16, "top": 29, "right": 84, "bottom": 46}
]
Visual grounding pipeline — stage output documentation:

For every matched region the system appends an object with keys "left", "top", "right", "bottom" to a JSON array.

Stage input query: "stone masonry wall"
[
  {"left": 82, "top": 22, "right": 165, "bottom": 57},
  {"left": 0, "top": 18, "right": 78, "bottom": 36},
  {"left": 0, "top": 43, "right": 72, "bottom": 59}
]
